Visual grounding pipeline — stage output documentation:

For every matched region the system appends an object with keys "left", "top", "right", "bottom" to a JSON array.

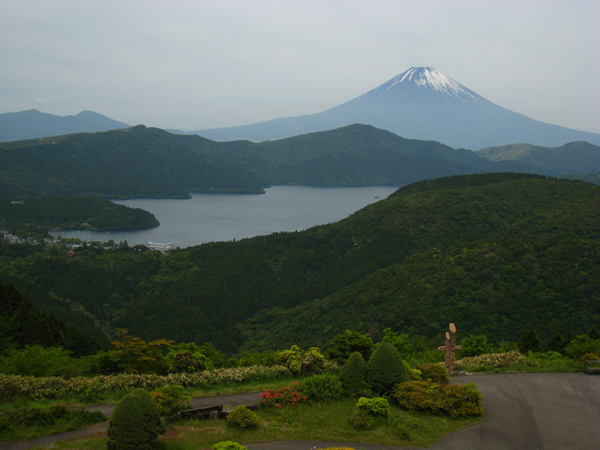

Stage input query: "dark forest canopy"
[
  {"left": 1, "top": 173, "right": 599, "bottom": 354},
  {"left": 0, "top": 280, "right": 105, "bottom": 356}
]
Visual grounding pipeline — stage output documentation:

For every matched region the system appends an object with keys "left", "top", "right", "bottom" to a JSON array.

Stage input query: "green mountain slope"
[
  {"left": 2, "top": 173, "right": 598, "bottom": 353},
  {"left": 0, "top": 280, "right": 105, "bottom": 356},
  {"left": 0, "top": 124, "right": 535, "bottom": 200},
  {"left": 476, "top": 141, "right": 600, "bottom": 176},
  {"left": 0, "top": 196, "right": 159, "bottom": 238},
  {"left": 0, "top": 126, "right": 266, "bottom": 199}
]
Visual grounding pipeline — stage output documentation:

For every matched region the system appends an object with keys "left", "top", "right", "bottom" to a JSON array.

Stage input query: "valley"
[{"left": 1, "top": 173, "right": 598, "bottom": 354}]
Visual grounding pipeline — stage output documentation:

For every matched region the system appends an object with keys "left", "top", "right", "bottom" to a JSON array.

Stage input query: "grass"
[
  {"left": 462, "top": 362, "right": 582, "bottom": 374},
  {"left": 455, "top": 352, "right": 583, "bottom": 374},
  {"left": 33, "top": 398, "right": 482, "bottom": 449},
  {"left": 0, "top": 406, "right": 107, "bottom": 442},
  {"left": 0, "top": 376, "right": 300, "bottom": 412},
  {"left": 184, "top": 376, "right": 301, "bottom": 399}
]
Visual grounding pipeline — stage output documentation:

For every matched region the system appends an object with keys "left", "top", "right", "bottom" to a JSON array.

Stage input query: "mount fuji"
[{"left": 191, "top": 67, "right": 600, "bottom": 150}]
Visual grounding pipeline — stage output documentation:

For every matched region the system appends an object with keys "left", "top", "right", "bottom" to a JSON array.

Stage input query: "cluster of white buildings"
[
  {"left": 145, "top": 241, "right": 174, "bottom": 254},
  {"left": 1, "top": 230, "right": 41, "bottom": 245}
]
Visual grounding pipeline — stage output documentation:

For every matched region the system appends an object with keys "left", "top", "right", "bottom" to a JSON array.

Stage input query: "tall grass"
[
  {"left": 455, "top": 351, "right": 581, "bottom": 373},
  {"left": 0, "top": 365, "right": 292, "bottom": 403}
]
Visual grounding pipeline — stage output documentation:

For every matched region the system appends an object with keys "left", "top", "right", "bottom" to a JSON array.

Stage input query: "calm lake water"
[{"left": 52, "top": 186, "right": 399, "bottom": 248}]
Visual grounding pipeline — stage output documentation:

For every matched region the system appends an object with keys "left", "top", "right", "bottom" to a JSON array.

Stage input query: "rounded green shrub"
[
  {"left": 404, "top": 360, "right": 421, "bottom": 381},
  {"left": 302, "top": 347, "right": 327, "bottom": 374},
  {"left": 168, "top": 350, "right": 209, "bottom": 373},
  {"left": 226, "top": 405, "right": 260, "bottom": 430},
  {"left": 150, "top": 384, "right": 191, "bottom": 415},
  {"left": 277, "top": 346, "right": 326, "bottom": 375},
  {"left": 339, "top": 352, "right": 367, "bottom": 397},
  {"left": 213, "top": 441, "right": 248, "bottom": 450},
  {"left": 300, "top": 373, "right": 343, "bottom": 402},
  {"left": 394, "top": 381, "right": 483, "bottom": 417},
  {"left": 107, "top": 388, "right": 165, "bottom": 450},
  {"left": 366, "top": 343, "right": 409, "bottom": 396},
  {"left": 357, "top": 397, "right": 389, "bottom": 417},
  {"left": 416, "top": 364, "right": 449, "bottom": 385}
]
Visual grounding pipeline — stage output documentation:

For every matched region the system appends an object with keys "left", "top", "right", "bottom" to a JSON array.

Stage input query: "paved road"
[
  {"left": 432, "top": 372, "right": 600, "bottom": 450},
  {"left": 2, "top": 373, "right": 599, "bottom": 450},
  {"left": 246, "top": 372, "right": 600, "bottom": 450}
]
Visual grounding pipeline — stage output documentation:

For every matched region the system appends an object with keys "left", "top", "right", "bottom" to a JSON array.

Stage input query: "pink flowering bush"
[{"left": 260, "top": 382, "right": 308, "bottom": 408}]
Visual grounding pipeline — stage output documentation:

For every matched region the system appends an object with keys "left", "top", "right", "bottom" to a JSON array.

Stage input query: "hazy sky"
[{"left": 1, "top": 0, "right": 599, "bottom": 133}]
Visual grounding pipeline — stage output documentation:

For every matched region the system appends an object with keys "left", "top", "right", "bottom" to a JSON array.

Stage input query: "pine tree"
[
  {"left": 107, "top": 388, "right": 165, "bottom": 450},
  {"left": 339, "top": 351, "right": 367, "bottom": 396},
  {"left": 366, "top": 343, "right": 409, "bottom": 396},
  {"left": 519, "top": 330, "right": 541, "bottom": 353}
]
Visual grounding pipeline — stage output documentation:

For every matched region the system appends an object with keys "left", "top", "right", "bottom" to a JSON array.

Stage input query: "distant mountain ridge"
[
  {"left": 0, "top": 124, "right": 543, "bottom": 200},
  {"left": 190, "top": 67, "right": 600, "bottom": 150},
  {"left": 0, "top": 109, "right": 130, "bottom": 142},
  {"left": 476, "top": 141, "right": 600, "bottom": 176}
]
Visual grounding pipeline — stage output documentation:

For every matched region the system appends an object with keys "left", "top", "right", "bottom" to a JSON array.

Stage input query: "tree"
[
  {"left": 518, "top": 330, "right": 541, "bottom": 354},
  {"left": 0, "top": 345, "right": 86, "bottom": 377},
  {"left": 277, "top": 345, "right": 325, "bottom": 375},
  {"left": 545, "top": 333, "right": 565, "bottom": 354},
  {"left": 565, "top": 335, "right": 600, "bottom": 360},
  {"left": 109, "top": 328, "right": 174, "bottom": 374},
  {"left": 168, "top": 350, "right": 209, "bottom": 373},
  {"left": 366, "top": 343, "right": 409, "bottom": 396},
  {"left": 377, "top": 328, "right": 414, "bottom": 358},
  {"left": 107, "top": 388, "right": 165, "bottom": 450},
  {"left": 339, "top": 351, "right": 367, "bottom": 397},
  {"left": 328, "top": 330, "right": 374, "bottom": 362},
  {"left": 198, "top": 342, "right": 228, "bottom": 368},
  {"left": 460, "top": 335, "right": 494, "bottom": 357}
]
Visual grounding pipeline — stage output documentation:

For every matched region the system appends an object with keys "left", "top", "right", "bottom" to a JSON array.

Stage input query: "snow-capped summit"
[
  {"left": 193, "top": 67, "right": 600, "bottom": 149},
  {"left": 366, "top": 67, "right": 485, "bottom": 103}
]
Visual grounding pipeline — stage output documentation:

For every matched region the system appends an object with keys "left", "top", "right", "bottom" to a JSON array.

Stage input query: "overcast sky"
[{"left": 1, "top": 0, "right": 599, "bottom": 133}]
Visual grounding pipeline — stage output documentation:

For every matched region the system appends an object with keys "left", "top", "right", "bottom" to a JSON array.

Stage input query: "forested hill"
[
  {"left": 0, "top": 124, "right": 537, "bottom": 199},
  {"left": 476, "top": 141, "right": 600, "bottom": 177},
  {"left": 1, "top": 173, "right": 599, "bottom": 353},
  {"left": 0, "top": 196, "right": 159, "bottom": 238},
  {"left": 0, "top": 126, "right": 266, "bottom": 199},
  {"left": 0, "top": 280, "right": 105, "bottom": 356}
]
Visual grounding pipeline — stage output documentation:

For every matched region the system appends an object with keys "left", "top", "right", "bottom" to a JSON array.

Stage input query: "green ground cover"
[
  {"left": 0, "top": 404, "right": 106, "bottom": 442},
  {"left": 35, "top": 398, "right": 481, "bottom": 449}
]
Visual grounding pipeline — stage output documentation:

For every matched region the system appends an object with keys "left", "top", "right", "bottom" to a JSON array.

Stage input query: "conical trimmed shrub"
[
  {"left": 366, "top": 343, "right": 409, "bottom": 396},
  {"left": 107, "top": 388, "right": 166, "bottom": 450},
  {"left": 339, "top": 351, "right": 367, "bottom": 397}
]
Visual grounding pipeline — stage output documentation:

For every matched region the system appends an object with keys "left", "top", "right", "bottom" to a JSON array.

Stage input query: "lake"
[{"left": 51, "top": 186, "right": 399, "bottom": 248}]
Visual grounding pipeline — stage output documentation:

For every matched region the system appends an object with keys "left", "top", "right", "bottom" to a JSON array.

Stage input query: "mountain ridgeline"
[
  {"left": 1, "top": 173, "right": 599, "bottom": 353},
  {"left": 2, "top": 124, "right": 600, "bottom": 200},
  {"left": 0, "top": 109, "right": 130, "bottom": 142},
  {"left": 192, "top": 67, "right": 600, "bottom": 149}
]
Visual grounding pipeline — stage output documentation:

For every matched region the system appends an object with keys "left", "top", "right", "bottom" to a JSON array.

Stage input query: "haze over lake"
[{"left": 52, "top": 186, "right": 398, "bottom": 248}]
